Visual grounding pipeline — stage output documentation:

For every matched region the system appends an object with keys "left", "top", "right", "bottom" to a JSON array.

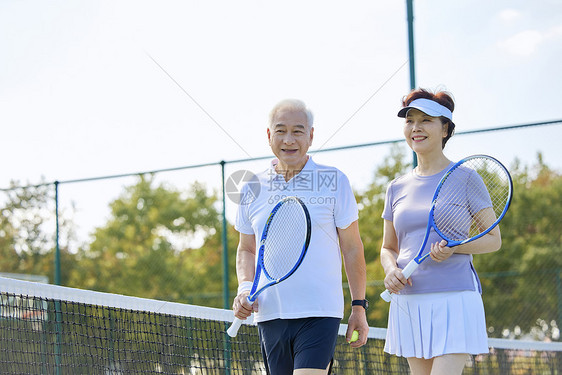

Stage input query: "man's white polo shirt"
[{"left": 235, "top": 156, "right": 358, "bottom": 323}]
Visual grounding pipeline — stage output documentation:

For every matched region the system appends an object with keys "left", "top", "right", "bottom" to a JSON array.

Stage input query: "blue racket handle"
[{"left": 380, "top": 259, "right": 420, "bottom": 302}]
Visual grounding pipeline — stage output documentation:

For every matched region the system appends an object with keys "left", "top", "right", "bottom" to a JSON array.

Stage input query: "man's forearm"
[{"left": 343, "top": 246, "right": 367, "bottom": 300}]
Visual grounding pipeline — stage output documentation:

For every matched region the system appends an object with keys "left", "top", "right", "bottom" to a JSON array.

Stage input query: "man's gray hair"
[{"left": 269, "top": 99, "right": 314, "bottom": 129}]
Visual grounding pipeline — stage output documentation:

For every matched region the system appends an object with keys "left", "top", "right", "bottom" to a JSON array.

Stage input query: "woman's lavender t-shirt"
[{"left": 382, "top": 165, "right": 483, "bottom": 294}]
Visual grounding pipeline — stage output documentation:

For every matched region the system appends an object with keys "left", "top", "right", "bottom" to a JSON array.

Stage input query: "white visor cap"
[{"left": 397, "top": 98, "right": 453, "bottom": 123}]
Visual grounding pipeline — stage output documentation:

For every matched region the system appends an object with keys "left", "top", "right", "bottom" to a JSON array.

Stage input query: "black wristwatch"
[{"left": 351, "top": 299, "right": 369, "bottom": 310}]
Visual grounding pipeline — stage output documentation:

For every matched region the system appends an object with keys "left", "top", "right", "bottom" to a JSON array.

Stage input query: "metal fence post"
[
  {"left": 220, "top": 161, "right": 229, "bottom": 309},
  {"left": 220, "top": 161, "right": 232, "bottom": 374},
  {"left": 54, "top": 181, "right": 61, "bottom": 286},
  {"left": 557, "top": 268, "right": 562, "bottom": 331},
  {"left": 54, "top": 180, "right": 62, "bottom": 374},
  {"left": 406, "top": 0, "right": 418, "bottom": 168}
]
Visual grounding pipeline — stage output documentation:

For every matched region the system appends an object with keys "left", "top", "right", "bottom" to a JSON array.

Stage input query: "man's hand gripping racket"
[
  {"left": 380, "top": 155, "right": 513, "bottom": 302},
  {"left": 227, "top": 196, "right": 311, "bottom": 337}
]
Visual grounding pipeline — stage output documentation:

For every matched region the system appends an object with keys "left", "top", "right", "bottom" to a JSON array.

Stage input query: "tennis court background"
[{"left": 1, "top": 121, "right": 561, "bottom": 343}]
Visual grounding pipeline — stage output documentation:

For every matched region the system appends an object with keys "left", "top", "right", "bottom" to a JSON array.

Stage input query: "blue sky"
[{"left": 1, "top": 0, "right": 561, "bottom": 243}]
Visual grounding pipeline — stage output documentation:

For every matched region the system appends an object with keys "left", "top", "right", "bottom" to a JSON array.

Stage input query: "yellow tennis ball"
[{"left": 350, "top": 330, "right": 359, "bottom": 343}]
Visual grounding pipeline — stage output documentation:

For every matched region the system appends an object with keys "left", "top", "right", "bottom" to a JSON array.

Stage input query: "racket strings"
[
  {"left": 434, "top": 158, "right": 511, "bottom": 241},
  {"left": 262, "top": 199, "right": 307, "bottom": 280}
]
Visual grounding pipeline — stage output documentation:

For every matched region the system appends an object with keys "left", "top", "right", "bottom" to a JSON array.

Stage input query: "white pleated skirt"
[{"left": 384, "top": 290, "right": 489, "bottom": 359}]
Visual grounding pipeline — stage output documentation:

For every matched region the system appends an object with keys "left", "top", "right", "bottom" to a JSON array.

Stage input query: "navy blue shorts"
[{"left": 257, "top": 317, "right": 340, "bottom": 375}]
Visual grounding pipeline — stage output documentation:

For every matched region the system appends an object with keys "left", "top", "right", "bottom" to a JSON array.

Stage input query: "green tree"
[
  {"left": 474, "top": 154, "right": 562, "bottom": 338},
  {"left": 0, "top": 181, "right": 77, "bottom": 283},
  {"left": 184, "top": 221, "right": 240, "bottom": 307},
  {"left": 71, "top": 175, "right": 222, "bottom": 302}
]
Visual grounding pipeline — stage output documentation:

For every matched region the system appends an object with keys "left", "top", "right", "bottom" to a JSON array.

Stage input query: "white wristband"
[{"left": 237, "top": 281, "right": 253, "bottom": 295}]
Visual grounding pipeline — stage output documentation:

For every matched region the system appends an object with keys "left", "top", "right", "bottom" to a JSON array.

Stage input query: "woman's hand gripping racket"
[
  {"left": 380, "top": 155, "right": 513, "bottom": 302},
  {"left": 227, "top": 196, "right": 311, "bottom": 337}
]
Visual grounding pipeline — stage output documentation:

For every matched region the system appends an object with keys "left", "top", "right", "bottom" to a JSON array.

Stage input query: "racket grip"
[
  {"left": 227, "top": 318, "right": 243, "bottom": 337},
  {"left": 380, "top": 289, "right": 392, "bottom": 302},
  {"left": 379, "top": 259, "right": 420, "bottom": 303},
  {"left": 228, "top": 295, "right": 254, "bottom": 337}
]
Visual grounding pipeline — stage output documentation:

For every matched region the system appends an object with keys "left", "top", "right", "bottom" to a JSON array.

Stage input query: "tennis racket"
[
  {"left": 380, "top": 155, "right": 513, "bottom": 302},
  {"left": 227, "top": 196, "right": 311, "bottom": 337}
]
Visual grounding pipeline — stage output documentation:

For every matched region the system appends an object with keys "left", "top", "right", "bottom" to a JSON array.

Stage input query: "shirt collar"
[{"left": 269, "top": 156, "right": 315, "bottom": 182}]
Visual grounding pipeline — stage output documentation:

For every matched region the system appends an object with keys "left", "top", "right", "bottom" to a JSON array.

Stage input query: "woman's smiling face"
[{"left": 403, "top": 108, "right": 448, "bottom": 153}]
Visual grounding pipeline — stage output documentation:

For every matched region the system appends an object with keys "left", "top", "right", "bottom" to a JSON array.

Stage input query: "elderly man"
[{"left": 232, "top": 99, "right": 368, "bottom": 375}]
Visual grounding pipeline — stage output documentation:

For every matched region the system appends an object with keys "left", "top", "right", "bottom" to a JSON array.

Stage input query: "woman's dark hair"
[{"left": 402, "top": 88, "right": 456, "bottom": 148}]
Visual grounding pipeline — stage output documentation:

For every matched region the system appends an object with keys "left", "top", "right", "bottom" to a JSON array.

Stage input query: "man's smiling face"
[{"left": 267, "top": 108, "right": 313, "bottom": 172}]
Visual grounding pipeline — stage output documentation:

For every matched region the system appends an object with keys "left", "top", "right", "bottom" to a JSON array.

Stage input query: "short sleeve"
[
  {"left": 381, "top": 182, "right": 394, "bottom": 221},
  {"left": 467, "top": 171, "right": 493, "bottom": 215},
  {"left": 234, "top": 185, "right": 255, "bottom": 235},
  {"left": 334, "top": 172, "right": 359, "bottom": 229}
]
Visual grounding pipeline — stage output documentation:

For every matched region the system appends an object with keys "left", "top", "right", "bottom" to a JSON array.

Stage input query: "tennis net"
[{"left": 1, "top": 276, "right": 561, "bottom": 374}]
